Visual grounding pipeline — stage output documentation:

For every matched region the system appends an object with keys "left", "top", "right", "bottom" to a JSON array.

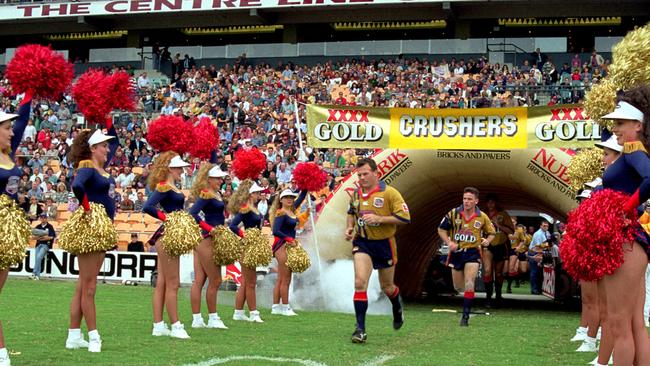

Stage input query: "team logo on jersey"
[
  {"left": 373, "top": 197, "right": 384, "bottom": 208},
  {"left": 474, "top": 220, "right": 482, "bottom": 229},
  {"left": 455, "top": 218, "right": 462, "bottom": 225},
  {"left": 402, "top": 203, "right": 409, "bottom": 212},
  {"left": 5, "top": 176, "right": 19, "bottom": 195}
]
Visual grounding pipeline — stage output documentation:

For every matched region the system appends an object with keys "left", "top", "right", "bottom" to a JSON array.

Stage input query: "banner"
[
  {"left": 0, "top": 0, "right": 447, "bottom": 21},
  {"left": 8, "top": 248, "right": 244, "bottom": 285},
  {"left": 306, "top": 104, "right": 600, "bottom": 150}
]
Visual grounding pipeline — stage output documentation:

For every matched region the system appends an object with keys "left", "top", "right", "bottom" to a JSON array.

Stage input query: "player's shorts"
[
  {"left": 517, "top": 252, "right": 528, "bottom": 261},
  {"left": 352, "top": 237, "right": 397, "bottom": 269},
  {"left": 449, "top": 248, "right": 481, "bottom": 271},
  {"left": 509, "top": 247, "right": 518, "bottom": 257},
  {"left": 487, "top": 243, "right": 508, "bottom": 261}
]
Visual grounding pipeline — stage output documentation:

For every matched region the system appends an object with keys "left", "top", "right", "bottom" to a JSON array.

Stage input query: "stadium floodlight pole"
[{"left": 294, "top": 99, "right": 323, "bottom": 274}]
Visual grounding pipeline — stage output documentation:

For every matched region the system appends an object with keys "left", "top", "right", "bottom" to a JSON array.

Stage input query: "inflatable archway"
[{"left": 313, "top": 148, "right": 577, "bottom": 298}]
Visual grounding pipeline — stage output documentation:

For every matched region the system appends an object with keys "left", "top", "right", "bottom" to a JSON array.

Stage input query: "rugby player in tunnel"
[
  {"left": 483, "top": 194, "right": 514, "bottom": 308},
  {"left": 345, "top": 158, "right": 410, "bottom": 343},
  {"left": 438, "top": 187, "right": 496, "bottom": 326}
]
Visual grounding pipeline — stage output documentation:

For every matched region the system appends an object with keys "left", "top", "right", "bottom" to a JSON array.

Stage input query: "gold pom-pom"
[
  {"left": 286, "top": 241, "right": 311, "bottom": 273},
  {"left": 567, "top": 148, "right": 604, "bottom": 191},
  {"left": 610, "top": 23, "right": 650, "bottom": 90},
  {"left": 58, "top": 203, "right": 118, "bottom": 255},
  {"left": 241, "top": 228, "right": 272, "bottom": 268},
  {"left": 211, "top": 225, "right": 242, "bottom": 265},
  {"left": 161, "top": 211, "right": 201, "bottom": 257},
  {"left": 0, "top": 195, "right": 31, "bottom": 270},
  {"left": 584, "top": 78, "right": 618, "bottom": 129}
]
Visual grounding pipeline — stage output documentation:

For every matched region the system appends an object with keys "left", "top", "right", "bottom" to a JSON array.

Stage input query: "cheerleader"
[
  {"left": 66, "top": 121, "right": 119, "bottom": 353},
  {"left": 269, "top": 188, "right": 307, "bottom": 316},
  {"left": 144, "top": 152, "right": 192, "bottom": 339},
  {"left": 188, "top": 163, "right": 229, "bottom": 329},
  {"left": 228, "top": 179, "right": 265, "bottom": 323},
  {"left": 0, "top": 96, "right": 31, "bottom": 365},
  {"left": 598, "top": 87, "right": 650, "bottom": 365}
]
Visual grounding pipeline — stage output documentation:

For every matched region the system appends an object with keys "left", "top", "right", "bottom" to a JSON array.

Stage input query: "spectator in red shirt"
[
  {"left": 334, "top": 91, "right": 348, "bottom": 105},
  {"left": 36, "top": 127, "right": 51, "bottom": 150}
]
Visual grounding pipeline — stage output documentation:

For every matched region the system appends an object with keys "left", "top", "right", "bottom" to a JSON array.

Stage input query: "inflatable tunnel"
[{"left": 313, "top": 148, "right": 578, "bottom": 298}]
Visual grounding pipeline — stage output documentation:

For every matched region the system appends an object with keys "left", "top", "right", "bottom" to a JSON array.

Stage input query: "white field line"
[{"left": 183, "top": 355, "right": 328, "bottom": 366}]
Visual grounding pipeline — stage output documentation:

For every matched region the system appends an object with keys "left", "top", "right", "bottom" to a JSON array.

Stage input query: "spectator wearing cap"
[{"left": 31, "top": 213, "right": 56, "bottom": 280}]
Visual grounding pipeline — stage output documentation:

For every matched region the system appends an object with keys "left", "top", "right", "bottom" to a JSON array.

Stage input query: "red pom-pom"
[
  {"left": 189, "top": 117, "right": 220, "bottom": 160},
  {"left": 292, "top": 162, "right": 327, "bottom": 192},
  {"left": 105, "top": 71, "right": 136, "bottom": 112},
  {"left": 560, "top": 189, "right": 636, "bottom": 281},
  {"left": 73, "top": 69, "right": 136, "bottom": 125},
  {"left": 72, "top": 69, "right": 109, "bottom": 125},
  {"left": 231, "top": 148, "right": 266, "bottom": 180},
  {"left": 6, "top": 44, "right": 73, "bottom": 100},
  {"left": 147, "top": 115, "right": 192, "bottom": 154}
]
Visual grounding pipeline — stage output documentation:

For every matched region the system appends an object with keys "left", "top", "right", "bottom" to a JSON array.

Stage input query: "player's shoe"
[
  {"left": 351, "top": 328, "right": 367, "bottom": 343},
  {"left": 460, "top": 314, "right": 470, "bottom": 327}
]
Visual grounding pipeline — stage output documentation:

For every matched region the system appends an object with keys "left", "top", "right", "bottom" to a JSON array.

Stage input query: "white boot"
[
  {"left": 65, "top": 328, "right": 89, "bottom": 349},
  {"left": 282, "top": 304, "right": 298, "bottom": 316},
  {"left": 0, "top": 348, "right": 10, "bottom": 366},
  {"left": 206, "top": 313, "right": 228, "bottom": 329},
  {"left": 571, "top": 326, "right": 588, "bottom": 342},
  {"left": 191, "top": 313, "right": 206, "bottom": 328},
  {"left": 87, "top": 330, "right": 102, "bottom": 353},
  {"left": 576, "top": 336, "right": 597, "bottom": 352},
  {"left": 233, "top": 309, "right": 250, "bottom": 321},
  {"left": 249, "top": 310, "right": 264, "bottom": 323},
  {"left": 170, "top": 321, "right": 190, "bottom": 339},
  {"left": 271, "top": 304, "right": 283, "bottom": 315},
  {"left": 151, "top": 321, "right": 171, "bottom": 337}
]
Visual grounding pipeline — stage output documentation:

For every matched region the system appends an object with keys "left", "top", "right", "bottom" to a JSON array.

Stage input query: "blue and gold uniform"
[
  {"left": 603, "top": 141, "right": 650, "bottom": 253},
  {"left": 0, "top": 101, "right": 30, "bottom": 201},
  {"left": 271, "top": 191, "right": 307, "bottom": 253},
  {"left": 229, "top": 205, "right": 263, "bottom": 236},
  {"left": 71, "top": 124, "right": 119, "bottom": 220},
  {"left": 189, "top": 189, "right": 225, "bottom": 237},
  {"left": 439, "top": 206, "right": 496, "bottom": 270},
  {"left": 347, "top": 181, "right": 410, "bottom": 269},
  {"left": 144, "top": 181, "right": 186, "bottom": 242}
]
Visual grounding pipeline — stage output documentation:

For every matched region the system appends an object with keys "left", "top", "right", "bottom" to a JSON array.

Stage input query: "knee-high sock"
[
  {"left": 385, "top": 287, "right": 402, "bottom": 319},
  {"left": 463, "top": 291, "right": 475, "bottom": 316},
  {"left": 353, "top": 291, "right": 368, "bottom": 331},
  {"left": 495, "top": 273, "right": 504, "bottom": 298},
  {"left": 483, "top": 274, "right": 493, "bottom": 300}
]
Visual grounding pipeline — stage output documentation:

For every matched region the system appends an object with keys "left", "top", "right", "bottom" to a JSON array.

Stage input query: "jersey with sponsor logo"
[
  {"left": 488, "top": 209, "right": 514, "bottom": 246},
  {"left": 439, "top": 206, "right": 496, "bottom": 249},
  {"left": 347, "top": 181, "right": 410, "bottom": 240}
]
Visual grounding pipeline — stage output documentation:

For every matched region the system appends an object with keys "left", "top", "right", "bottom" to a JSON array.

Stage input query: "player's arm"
[
  {"left": 345, "top": 198, "right": 356, "bottom": 241},
  {"left": 481, "top": 216, "right": 497, "bottom": 246},
  {"left": 438, "top": 213, "right": 458, "bottom": 251}
]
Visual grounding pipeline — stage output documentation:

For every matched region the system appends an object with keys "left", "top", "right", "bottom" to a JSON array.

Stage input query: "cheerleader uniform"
[
  {"left": 144, "top": 181, "right": 185, "bottom": 243},
  {"left": 71, "top": 124, "right": 119, "bottom": 220},
  {"left": 602, "top": 141, "right": 650, "bottom": 255},
  {"left": 189, "top": 190, "right": 225, "bottom": 237},
  {"left": 271, "top": 190, "right": 307, "bottom": 253},
  {"left": 229, "top": 205, "right": 262, "bottom": 237},
  {"left": 0, "top": 100, "right": 30, "bottom": 201}
]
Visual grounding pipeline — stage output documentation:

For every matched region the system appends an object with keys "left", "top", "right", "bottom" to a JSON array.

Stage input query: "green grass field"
[{"left": 0, "top": 278, "right": 594, "bottom": 366}]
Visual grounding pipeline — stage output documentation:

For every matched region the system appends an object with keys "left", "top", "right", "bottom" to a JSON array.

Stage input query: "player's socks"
[
  {"left": 353, "top": 291, "right": 368, "bottom": 331},
  {"left": 463, "top": 290, "right": 474, "bottom": 316},
  {"left": 495, "top": 274, "right": 504, "bottom": 300},
  {"left": 386, "top": 287, "right": 403, "bottom": 329},
  {"left": 483, "top": 274, "right": 493, "bottom": 304}
]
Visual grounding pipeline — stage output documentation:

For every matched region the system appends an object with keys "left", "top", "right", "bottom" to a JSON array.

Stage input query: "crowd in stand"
[{"left": 0, "top": 51, "right": 610, "bottom": 230}]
